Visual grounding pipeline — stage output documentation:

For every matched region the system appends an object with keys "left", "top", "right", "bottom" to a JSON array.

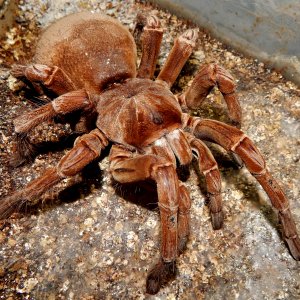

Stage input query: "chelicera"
[{"left": 1, "top": 11, "right": 299, "bottom": 294}]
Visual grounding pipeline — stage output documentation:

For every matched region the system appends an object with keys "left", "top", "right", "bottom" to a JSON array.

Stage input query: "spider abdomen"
[
  {"left": 34, "top": 12, "right": 137, "bottom": 93},
  {"left": 96, "top": 78, "right": 182, "bottom": 148}
]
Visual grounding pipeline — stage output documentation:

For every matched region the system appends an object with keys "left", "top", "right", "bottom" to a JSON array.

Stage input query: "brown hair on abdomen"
[{"left": 34, "top": 12, "right": 137, "bottom": 92}]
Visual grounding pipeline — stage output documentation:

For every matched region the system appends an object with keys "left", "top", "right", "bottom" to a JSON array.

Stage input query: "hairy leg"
[
  {"left": 165, "top": 129, "right": 193, "bottom": 166},
  {"left": 137, "top": 15, "right": 163, "bottom": 79},
  {"left": 179, "top": 63, "right": 242, "bottom": 128},
  {"left": 109, "top": 145, "right": 180, "bottom": 294},
  {"left": 11, "top": 64, "right": 75, "bottom": 95},
  {"left": 1, "top": 129, "right": 108, "bottom": 219},
  {"left": 148, "top": 130, "right": 193, "bottom": 253},
  {"left": 156, "top": 28, "right": 198, "bottom": 88},
  {"left": 186, "top": 116, "right": 300, "bottom": 260},
  {"left": 11, "top": 89, "right": 94, "bottom": 166},
  {"left": 187, "top": 134, "right": 224, "bottom": 229},
  {"left": 178, "top": 183, "right": 191, "bottom": 253}
]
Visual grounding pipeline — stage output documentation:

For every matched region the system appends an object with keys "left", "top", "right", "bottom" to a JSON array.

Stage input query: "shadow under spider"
[
  {"left": 112, "top": 164, "right": 191, "bottom": 212},
  {"left": 113, "top": 179, "right": 159, "bottom": 211}
]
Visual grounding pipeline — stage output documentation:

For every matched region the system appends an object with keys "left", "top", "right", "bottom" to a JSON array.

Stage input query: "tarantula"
[{"left": 1, "top": 11, "right": 299, "bottom": 294}]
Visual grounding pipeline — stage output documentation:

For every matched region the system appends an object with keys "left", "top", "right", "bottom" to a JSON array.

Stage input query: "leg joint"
[
  {"left": 158, "top": 202, "right": 179, "bottom": 214},
  {"left": 74, "top": 129, "right": 108, "bottom": 156},
  {"left": 230, "top": 134, "right": 247, "bottom": 151}
]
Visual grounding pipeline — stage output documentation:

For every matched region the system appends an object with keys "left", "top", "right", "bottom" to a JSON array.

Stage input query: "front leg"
[
  {"left": 137, "top": 15, "right": 163, "bottom": 79},
  {"left": 156, "top": 29, "right": 198, "bottom": 88},
  {"left": 179, "top": 64, "right": 242, "bottom": 128},
  {"left": 186, "top": 116, "right": 300, "bottom": 260},
  {"left": 109, "top": 146, "right": 182, "bottom": 294}
]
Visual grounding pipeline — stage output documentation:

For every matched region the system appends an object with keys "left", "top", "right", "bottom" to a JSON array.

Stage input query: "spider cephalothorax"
[{"left": 1, "top": 11, "right": 299, "bottom": 295}]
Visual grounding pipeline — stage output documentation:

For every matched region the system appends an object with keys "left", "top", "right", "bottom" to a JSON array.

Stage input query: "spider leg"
[
  {"left": 179, "top": 63, "right": 242, "bottom": 128},
  {"left": 11, "top": 63, "right": 94, "bottom": 132},
  {"left": 0, "top": 129, "right": 108, "bottom": 220},
  {"left": 109, "top": 145, "right": 181, "bottom": 294},
  {"left": 11, "top": 89, "right": 94, "bottom": 166},
  {"left": 164, "top": 129, "right": 193, "bottom": 252},
  {"left": 156, "top": 28, "right": 198, "bottom": 88},
  {"left": 187, "top": 134, "right": 224, "bottom": 229},
  {"left": 186, "top": 116, "right": 300, "bottom": 260},
  {"left": 14, "top": 90, "right": 92, "bottom": 134},
  {"left": 137, "top": 15, "right": 163, "bottom": 79},
  {"left": 177, "top": 183, "right": 191, "bottom": 253},
  {"left": 11, "top": 64, "right": 75, "bottom": 95}
]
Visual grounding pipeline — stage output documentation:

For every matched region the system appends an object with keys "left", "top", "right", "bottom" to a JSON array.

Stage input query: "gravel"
[{"left": 0, "top": 0, "right": 299, "bottom": 299}]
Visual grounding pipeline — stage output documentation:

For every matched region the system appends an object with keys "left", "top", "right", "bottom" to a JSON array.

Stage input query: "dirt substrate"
[{"left": 0, "top": 1, "right": 299, "bottom": 299}]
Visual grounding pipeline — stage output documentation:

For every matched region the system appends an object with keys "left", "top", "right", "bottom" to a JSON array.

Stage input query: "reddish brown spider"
[{"left": 1, "top": 12, "right": 299, "bottom": 294}]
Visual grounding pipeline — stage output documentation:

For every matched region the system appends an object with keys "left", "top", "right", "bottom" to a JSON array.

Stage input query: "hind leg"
[
  {"left": 10, "top": 64, "right": 90, "bottom": 166},
  {"left": 11, "top": 89, "right": 94, "bottom": 166},
  {"left": 187, "top": 117, "right": 300, "bottom": 260}
]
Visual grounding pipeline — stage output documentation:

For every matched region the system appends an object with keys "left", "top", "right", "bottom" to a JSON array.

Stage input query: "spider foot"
[
  {"left": 279, "top": 210, "right": 300, "bottom": 260},
  {"left": 178, "top": 235, "right": 188, "bottom": 253},
  {"left": 211, "top": 210, "right": 224, "bottom": 230},
  {"left": 146, "top": 259, "right": 177, "bottom": 294},
  {"left": 10, "top": 134, "right": 38, "bottom": 167},
  {"left": 285, "top": 236, "right": 300, "bottom": 260},
  {"left": 0, "top": 192, "right": 25, "bottom": 220}
]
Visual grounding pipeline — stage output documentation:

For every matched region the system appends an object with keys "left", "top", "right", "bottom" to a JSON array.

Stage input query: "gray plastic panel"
[{"left": 151, "top": 0, "right": 300, "bottom": 85}]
